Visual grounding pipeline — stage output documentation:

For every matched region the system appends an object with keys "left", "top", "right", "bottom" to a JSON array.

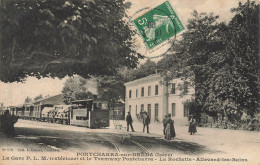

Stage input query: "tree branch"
[
  {"left": 40, "top": 58, "right": 90, "bottom": 72},
  {"left": 26, "top": 51, "right": 53, "bottom": 59}
]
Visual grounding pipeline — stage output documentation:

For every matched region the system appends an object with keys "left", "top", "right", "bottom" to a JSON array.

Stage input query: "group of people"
[
  {"left": 163, "top": 114, "right": 176, "bottom": 140},
  {"left": 126, "top": 111, "right": 197, "bottom": 140},
  {"left": 0, "top": 110, "right": 18, "bottom": 137},
  {"left": 126, "top": 111, "right": 150, "bottom": 133}
]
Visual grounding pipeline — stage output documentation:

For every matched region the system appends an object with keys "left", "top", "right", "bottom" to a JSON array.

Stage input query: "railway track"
[
  {"left": 171, "top": 142, "right": 199, "bottom": 156},
  {"left": 99, "top": 133, "right": 200, "bottom": 156},
  {"left": 102, "top": 136, "right": 121, "bottom": 153},
  {"left": 98, "top": 134, "right": 150, "bottom": 154},
  {"left": 129, "top": 140, "right": 150, "bottom": 154}
]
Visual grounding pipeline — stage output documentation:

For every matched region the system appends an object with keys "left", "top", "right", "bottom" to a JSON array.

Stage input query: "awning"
[{"left": 42, "top": 107, "right": 54, "bottom": 115}]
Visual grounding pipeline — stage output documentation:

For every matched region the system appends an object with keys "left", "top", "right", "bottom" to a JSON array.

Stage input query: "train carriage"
[
  {"left": 33, "top": 104, "right": 53, "bottom": 121},
  {"left": 41, "top": 107, "right": 54, "bottom": 122},
  {"left": 54, "top": 105, "right": 71, "bottom": 124},
  {"left": 16, "top": 105, "right": 25, "bottom": 118},
  {"left": 8, "top": 94, "right": 110, "bottom": 129},
  {"left": 70, "top": 99, "right": 109, "bottom": 128},
  {"left": 24, "top": 104, "right": 34, "bottom": 120}
]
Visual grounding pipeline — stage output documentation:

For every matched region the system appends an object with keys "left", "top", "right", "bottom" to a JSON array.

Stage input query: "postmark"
[{"left": 132, "top": 1, "right": 185, "bottom": 58}]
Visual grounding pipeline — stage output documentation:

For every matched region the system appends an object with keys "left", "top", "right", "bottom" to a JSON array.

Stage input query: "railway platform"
[{"left": 109, "top": 120, "right": 260, "bottom": 156}]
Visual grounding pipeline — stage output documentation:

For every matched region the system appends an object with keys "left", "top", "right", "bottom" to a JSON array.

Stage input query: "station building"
[{"left": 124, "top": 74, "right": 194, "bottom": 125}]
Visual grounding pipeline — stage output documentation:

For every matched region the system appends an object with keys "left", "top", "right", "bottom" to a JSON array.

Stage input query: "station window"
[
  {"left": 183, "top": 82, "right": 189, "bottom": 94},
  {"left": 141, "top": 104, "right": 144, "bottom": 112},
  {"left": 155, "top": 104, "right": 159, "bottom": 121},
  {"left": 155, "top": 85, "right": 158, "bottom": 95},
  {"left": 136, "top": 89, "right": 138, "bottom": 97},
  {"left": 141, "top": 87, "right": 144, "bottom": 97},
  {"left": 147, "top": 104, "right": 151, "bottom": 117},
  {"left": 129, "top": 90, "right": 132, "bottom": 98},
  {"left": 171, "top": 103, "right": 176, "bottom": 117},
  {"left": 148, "top": 86, "right": 151, "bottom": 96},
  {"left": 129, "top": 105, "right": 131, "bottom": 113},
  {"left": 115, "top": 108, "right": 121, "bottom": 115},
  {"left": 135, "top": 105, "right": 138, "bottom": 115}
]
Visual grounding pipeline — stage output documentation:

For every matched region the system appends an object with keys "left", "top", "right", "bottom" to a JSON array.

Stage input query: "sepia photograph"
[{"left": 0, "top": 0, "right": 259, "bottom": 165}]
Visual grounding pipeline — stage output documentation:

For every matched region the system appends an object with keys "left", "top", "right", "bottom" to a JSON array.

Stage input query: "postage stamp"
[{"left": 133, "top": 1, "right": 185, "bottom": 50}]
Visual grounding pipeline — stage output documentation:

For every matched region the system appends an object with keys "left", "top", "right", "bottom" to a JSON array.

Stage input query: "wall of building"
[
  {"left": 125, "top": 74, "right": 194, "bottom": 126},
  {"left": 125, "top": 74, "right": 165, "bottom": 122}
]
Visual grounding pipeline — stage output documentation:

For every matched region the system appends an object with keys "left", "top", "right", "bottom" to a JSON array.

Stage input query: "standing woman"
[
  {"left": 188, "top": 117, "right": 197, "bottom": 135},
  {"left": 165, "top": 114, "right": 176, "bottom": 140}
]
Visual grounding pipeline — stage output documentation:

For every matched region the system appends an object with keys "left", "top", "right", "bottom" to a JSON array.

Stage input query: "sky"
[
  {"left": 0, "top": 77, "right": 68, "bottom": 106},
  {"left": 0, "top": 0, "right": 248, "bottom": 107},
  {"left": 128, "top": 0, "right": 247, "bottom": 24}
]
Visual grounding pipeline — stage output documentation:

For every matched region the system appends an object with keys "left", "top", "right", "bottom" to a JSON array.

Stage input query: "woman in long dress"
[
  {"left": 188, "top": 117, "right": 197, "bottom": 135},
  {"left": 165, "top": 114, "right": 176, "bottom": 140}
]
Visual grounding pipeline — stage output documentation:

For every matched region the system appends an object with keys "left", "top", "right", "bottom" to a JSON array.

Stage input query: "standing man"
[
  {"left": 142, "top": 111, "right": 150, "bottom": 133},
  {"left": 163, "top": 115, "right": 168, "bottom": 136},
  {"left": 126, "top": 112, "right": 135, "bottom": 132}
]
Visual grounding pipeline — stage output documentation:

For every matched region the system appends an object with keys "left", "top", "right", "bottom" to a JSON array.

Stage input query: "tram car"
[
  {"left": 70, "top": 99, "right": 109, "bottom": 128},
  {"left": 24, "top": 103, "right": 34, "bottom": 120},
  {"left": 16, "top": 105, "right": 25, "bottom": 118},
  {"left": 54, "top": 105, "right": 71, "bottom": 124}
]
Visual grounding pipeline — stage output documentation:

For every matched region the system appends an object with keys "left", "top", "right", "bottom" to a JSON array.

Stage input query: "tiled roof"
[
  {"left": 33, "top": 94, "right": 63, "bottom": 103},
  {"left": 124, "top": 74, "right": 161, "bottom": 87}
]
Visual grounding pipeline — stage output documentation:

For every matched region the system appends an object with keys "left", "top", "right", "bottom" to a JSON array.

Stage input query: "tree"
[
  {"left": 208, "top": 1, "right": 259, "bottom": 121},
  {"left": 34, "top": 94, "right": 43, "bottom": 101},
  {"left": 159, "top": 1, "right": 259, "bottom": 123},
  {"left": 120, "top": 59, "right": 157, "bottom": 82},
  {"left": 0, "top": 0, "right": 142, "bottom": 82},
  {"left": 96, "top": 75, "right": 125, "bottom": 110},
  {"left": 201, "top": 1, "right": 259, "bottom": 123},
  {"left": 159, "top": 11, "right": 226, "bottom": 120},
  {"left": 62, "top": 76, "right": 94, "bottom": 104},
  {"left": 24, "top": 96, "right": 32, "bottom": 103},
  {"left": 96, "top": 59, "right": 157, "bottom": 110}
]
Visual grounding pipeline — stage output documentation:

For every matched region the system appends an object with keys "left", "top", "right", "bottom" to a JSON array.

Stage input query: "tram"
[{"left": 70, "top": 99, "right": 109, "bottom": 128}]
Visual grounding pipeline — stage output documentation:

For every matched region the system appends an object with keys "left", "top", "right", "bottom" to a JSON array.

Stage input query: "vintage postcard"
[{"left": 0, "top": 0, "right": 259, "bottom": 165}]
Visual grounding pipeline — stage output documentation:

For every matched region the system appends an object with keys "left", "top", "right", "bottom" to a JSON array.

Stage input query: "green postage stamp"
[{"left": 133, "top": 1, "right": 185, "bottom": 50}]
